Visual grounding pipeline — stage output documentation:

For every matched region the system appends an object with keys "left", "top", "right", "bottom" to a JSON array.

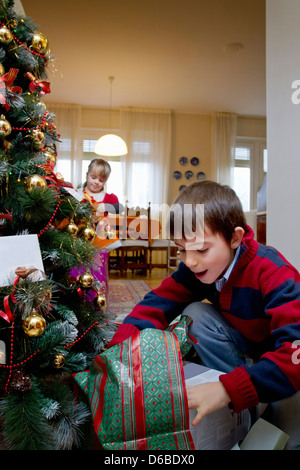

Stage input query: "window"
[
  {"left": 233, "top": 146, "right": 251, "bottom": 211},
  {"left": 55, "top": 138, "right": 72, "bottom": 182},
  {"left": 79, "top": 133, "right": 153, "bottom": 207},
  {"left": 233, "top": 139, "right": 267, "bottom": 211},
  {"left": 127, "top": 137, "right": 152, "bottom": 208}
]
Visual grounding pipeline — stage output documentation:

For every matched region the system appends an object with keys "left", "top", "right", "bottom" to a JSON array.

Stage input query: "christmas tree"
[{"left": 0, "top": 0, "right": 114, "bottom": 450}]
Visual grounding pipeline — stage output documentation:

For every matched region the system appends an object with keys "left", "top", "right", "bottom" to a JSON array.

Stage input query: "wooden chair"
[
  {"left": 148, "top": 239, "right": 171, "bottom": 272},
  {"left": 110, "top": 204, "right": 150, "bottom": 276},
  {"left": 167, "top": 240, "right": 180, "bottom": 275},
  {"left": 148, "top": 202, "right": 178, "bottom": 273}
]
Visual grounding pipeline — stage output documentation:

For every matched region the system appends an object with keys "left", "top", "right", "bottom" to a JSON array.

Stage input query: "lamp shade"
[{"left": 94, "top": 134, "right": 128, "bottom": 156}]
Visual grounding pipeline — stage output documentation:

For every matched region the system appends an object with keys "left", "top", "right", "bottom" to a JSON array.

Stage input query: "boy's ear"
[{"left": 230, "top": 227, "right": 245, "bottom": 249}]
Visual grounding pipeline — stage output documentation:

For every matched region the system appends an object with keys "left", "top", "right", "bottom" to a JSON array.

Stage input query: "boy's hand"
[{"left": 187, "top": 382, "right": 231, "bottom": 426}]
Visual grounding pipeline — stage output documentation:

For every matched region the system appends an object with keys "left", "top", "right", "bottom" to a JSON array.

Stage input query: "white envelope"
[{"left": 0, "top": 234, "right": 45, "bottom": 287}]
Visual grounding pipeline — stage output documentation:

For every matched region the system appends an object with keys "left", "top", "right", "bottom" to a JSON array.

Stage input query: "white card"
[
  {"left": 0, "top": 234, "right": 45, "bottom": 287},
  {"left": 64, "top": 187, "right": 82, "bottom": 201}
]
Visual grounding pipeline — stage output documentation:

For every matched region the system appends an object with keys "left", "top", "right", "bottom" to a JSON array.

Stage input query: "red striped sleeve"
[
  {"left": 151, "top": 275, "right": 195, "bottom": 303},
  {"left": 262, "top": 342, "right": 300, "bottom": 391},
  {"left": 127, "top": 304, "right": 169, "bottom": 329},
  {"left": 108, "top": 323, "right": 139, "bottom": 347},
  {"left": 219, "top": 367, "right": 259, "bottom": 413}
]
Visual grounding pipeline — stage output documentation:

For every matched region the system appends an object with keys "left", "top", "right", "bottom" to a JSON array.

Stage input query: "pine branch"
[
  {"left": 29, "top": 320, "right": 78, "bottom": 367},
  {"left": 54, "top": 303, "right": 78, "bottom": 326},
  {"left": 40, "top": 228, "right": 98, "bottom": 273},
  {"left": 3, "top": 184, "right": 58, "bottom": 232},
  {"left": 13, "top": 278, "right": 57, "bottom": 317},
  {"left": 42, "top": 381, "right": 91, "bottom": 450},
  {"left": 0, "top": 382, "right": 55, "bottom": 450},
  {"left": 63, "top": 351, "right": 88, "bottom": 373}
]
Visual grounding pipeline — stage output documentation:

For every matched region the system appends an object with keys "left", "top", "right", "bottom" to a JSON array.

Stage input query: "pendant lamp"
[{"left": 94, "top": 76, "right": 127, "bottom": 156}]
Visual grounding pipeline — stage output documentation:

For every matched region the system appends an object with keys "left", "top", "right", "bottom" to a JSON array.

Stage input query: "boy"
[{"left": 108, "top": 181, "right": 300, "bottom": 426}]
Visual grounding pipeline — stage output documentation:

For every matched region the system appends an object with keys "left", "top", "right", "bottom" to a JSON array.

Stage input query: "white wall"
[{"left": 266, "top": 0, "right": 300, "bottom": 270}]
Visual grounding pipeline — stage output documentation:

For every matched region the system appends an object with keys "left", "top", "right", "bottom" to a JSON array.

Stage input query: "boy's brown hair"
[{"left": 168, "top": 180, "right": 247, "bottom": 243}]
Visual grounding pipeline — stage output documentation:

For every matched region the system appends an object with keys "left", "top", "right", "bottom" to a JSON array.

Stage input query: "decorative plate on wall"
[
  {"left": 179, "top": 156, "right": 188, "bottom": 165},
  {"left": 173, "top": 170, "right": 182, "bottom": 180},
  {"left": 185, "top": 170, "right": 194, "bottom": 180},
  {"left": 196, "top": 171, "right": 206, "bottom": 181},
  {"left": 191, "top": 157, "right": 199, "bottom": 166}
]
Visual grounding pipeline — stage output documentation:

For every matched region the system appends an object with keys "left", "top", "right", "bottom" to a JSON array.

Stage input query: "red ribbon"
[
  {"left": 0, "top": 276, "right": 19, "bottom": 323},
  {"left": 0, "top": 210, "right": 12, "bottom": 226},
  {"left": 44, "top": 174, "right": 60, "bottom": 191},
  {"left": 26, "top": 72, "right": 50, "bottom": 95},
  {"left": 40, "top": 162, "right": 55, "bottom": 174},
  {"left": 0, "top": 68, "right": 22, "bottom": 111}
]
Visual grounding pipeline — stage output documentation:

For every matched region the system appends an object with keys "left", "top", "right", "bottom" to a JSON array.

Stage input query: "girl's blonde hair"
[{"left": 84, "top": 158, "right": 111, "bottom": 187}]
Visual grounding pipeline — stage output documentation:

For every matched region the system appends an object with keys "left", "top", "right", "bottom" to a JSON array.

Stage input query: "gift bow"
[
  {"left": 0, "top": 68, "right": 22, "bottom": 111},
  {"left": 26, "top": 72, "right": 50, "bottom": 95}
]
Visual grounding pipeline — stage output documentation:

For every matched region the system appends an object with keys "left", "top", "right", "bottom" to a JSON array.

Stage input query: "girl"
[{"left": 78, "top": 158, "right": 123, "bottom": 215}]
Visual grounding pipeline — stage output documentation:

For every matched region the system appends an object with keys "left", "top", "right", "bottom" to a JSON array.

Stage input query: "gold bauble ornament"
[
  {"left": 35, "top": 101, "right": 47, "bottom": 116},
  {"left": 0, "top": 115, "right": 11, "bottom": 137},
  {"left": 31, "top": 31, "right": 48, "bottom": 54},
  {"left": 0, "top": 63, "right": 5, "bottom": 77},
  {"left": 79, "top": 269, "right": 94, "bottom": 288},
  {"left": 23, "top": 310, "right": 46, "bottom": 337},
  {"left": 25, "top": 174, "right": 47, "bottom": 191},
  {"left": 96, "top": 292, "right": 106, "bottom": 310},
  {"left": 0, "top": 26, "right": 12, "bottom": 44},
  {"left": 66, "top": 220, "right": 79, "bottom": 236},
  {"left": 52, "top": 353, "right": 65, "bottom": 369},
  {"left": 45, "top": 143, "right": 56, "bottom": 155},
  {"left": 43, "top": 150, "right": 57, "bottom": 167},
  {"left": 31, "top": 129, "right": 45, "bottom": 149},
  {"left": 82, "top": 225, "right": 96, "bottom": 243}
]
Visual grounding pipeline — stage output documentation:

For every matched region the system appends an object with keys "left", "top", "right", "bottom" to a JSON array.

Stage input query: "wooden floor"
[{"left": 109, "top": 267, "right": 169, "bottom": 289}]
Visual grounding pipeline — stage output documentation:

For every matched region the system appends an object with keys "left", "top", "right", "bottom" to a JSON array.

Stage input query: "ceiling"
[{"left": 20, "top": 0, "right": 266, "bottom": 116}]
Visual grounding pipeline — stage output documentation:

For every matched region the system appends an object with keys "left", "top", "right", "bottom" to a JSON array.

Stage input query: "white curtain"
[
  {"left": 120, "top": 107, "right": 172, "bottom": 216},
  {"left": 47, "top": 103, "right": 82, "bottom": 188},
  {"left": 211, "top": 112, "right": 237, "bottom": 187}
]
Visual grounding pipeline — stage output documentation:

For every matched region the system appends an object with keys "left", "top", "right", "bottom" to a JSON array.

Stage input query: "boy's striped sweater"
[{"left": 109, "top": 227, "right": 300, "bottom": 412}]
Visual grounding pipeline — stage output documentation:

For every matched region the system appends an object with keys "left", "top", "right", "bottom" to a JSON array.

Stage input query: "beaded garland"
[{"left": 0, "top": 20, "right": 48, "bottom": 60}]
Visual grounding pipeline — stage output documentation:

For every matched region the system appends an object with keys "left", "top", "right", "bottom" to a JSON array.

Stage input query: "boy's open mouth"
[{"left": 195, "top": 269, "right": 208, "bottom": 279}]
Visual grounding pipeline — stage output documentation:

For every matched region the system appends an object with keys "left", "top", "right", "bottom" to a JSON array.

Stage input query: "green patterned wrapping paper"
[{"left": 74, "top": 316, "right": 195, "bottom": 450}]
